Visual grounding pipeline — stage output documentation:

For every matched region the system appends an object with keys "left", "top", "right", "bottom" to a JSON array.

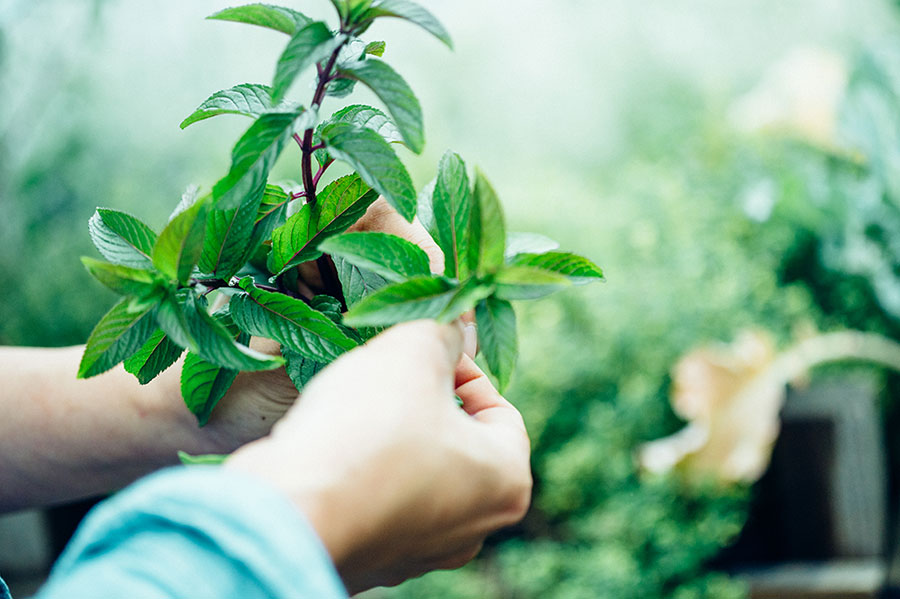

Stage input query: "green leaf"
[
  {"left": 469, "top": 168, "right": 506, "bottom": 274},
  {"left": 78, "top": 298, "right": 157, "bottom": 379},
  {"left": 494, "top": 265, "right": 571, "bottom": 300},
  {"left": 509, "top": 252, "right": 605, "bottom": 284},
  {"left": 213, "top": 111, "right": 303, "bottom": 211},
  {"left": 320, "top": 122, "right": 416, "bottom": 221},
  {"left": 364, "top": 0, "right": 453, "bottom": 48},
  {"left": 283, "top": 348, "right": 327, "bottom": 391},
  {"left": 178, "top": 451, "right": 228, "bottom": 466},
  {"left": 207, "top": 4, "right": 312, "bottom": 35},
  {"left": 505, "top": 232, "right": 560, "bottom": 259},
  {"left": 272, "top": 22, "right": 341, "bottom": 101},
  {"left": 231, "top": 278, "right": 358, "bottom": 362},
  {"left": 432, "top": 151, "right": 472, "bottom": 279},
  {"left": 156, "top": 292, "right": 285, "bottom": 372},
  {"left": 186, "top": 296, "right": 285, "bottom": 372},
  {"left": 88, "top": 209, "right": 158, "bottom": 269},
  {"left": 338, "top": 58, "right": 424, "bottom": 153},
  {"left": 124, "top": 329, "right": 184, "bottom": 385},
  {"left": 366, "top": 40, "right": 386, "bottom": 56},
  {"left": 253, "top": 184, "right": 292, "bottom": 241},
  {"left": 476, "top": 297, "right": 517, "bottom": 392},
  {"left": 334, "top": 255, "right": 388, "bottom": 306},
  {"left": 343, "top": 276, "right": 456, "bottom": 327},
  {"left": 81, "top": 257, "right": 162, "bottom": 297},
  {"left": 199, "top": 187, "right": 264, "bottom": 279},
  {"left": 156, "top": 292, "right": 197, "bottom": 350},
  {"left": 181, "top": 351, "right": 240, "bottom": 427},
  {"left": 415, "top": 178, "right": 438, "bottom": 240},
  {"left": 181, "top": 84, "right": 296, "bottom": 129},
  {"left": 437, "top": 278, "right": 495, "bottom": 324},
  {"left": 319, "top": 231, "right": 431, "bottom": 282},
  {"left": 269, "top": 174, "right": 380, "bottom": 274},
  {"left": 152, "top": 195, "right": 209, "bottom": 284},
  {"left": 314, "top": 104, "right": 402, "bottom": 167}
]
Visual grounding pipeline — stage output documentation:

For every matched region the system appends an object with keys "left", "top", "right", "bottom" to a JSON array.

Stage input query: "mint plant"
[{"left": 78, "top": 0, "right": 604, "bottom": 426}]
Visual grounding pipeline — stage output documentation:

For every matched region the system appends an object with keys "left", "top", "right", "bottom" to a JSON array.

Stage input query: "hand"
[
  {"left": 205, "top": 199, "right": 474, "bottom": 450},
  {"left": 225, "top": 320, "right": 532, "bottom": 593}
]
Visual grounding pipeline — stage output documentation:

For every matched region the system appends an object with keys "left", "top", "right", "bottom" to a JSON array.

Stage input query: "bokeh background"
[{"left": 3, "top": 0, "right": 900, "bottom": 597}]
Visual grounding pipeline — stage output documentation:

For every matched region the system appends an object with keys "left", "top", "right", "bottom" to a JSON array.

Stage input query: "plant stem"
[{"left": 301, "top": 43, "right": 345, "bottom": 206}]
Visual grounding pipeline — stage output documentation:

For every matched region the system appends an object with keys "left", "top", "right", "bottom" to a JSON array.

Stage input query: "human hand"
[
  {"left": 225, "top": 320, "right": 532, "bottom": 593},
  {"left": 203, "top": 199, "right": 474, "bottom": 450}
]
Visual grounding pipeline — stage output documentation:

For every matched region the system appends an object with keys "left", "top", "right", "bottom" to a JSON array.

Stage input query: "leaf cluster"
[{"left": 78, "top": 0, "right": 603, "bottom": 427}]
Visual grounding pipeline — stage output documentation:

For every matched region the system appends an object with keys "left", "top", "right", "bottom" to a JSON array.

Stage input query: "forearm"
[{"left": 0, "top": 346, "right": 224, "bottom": 511}]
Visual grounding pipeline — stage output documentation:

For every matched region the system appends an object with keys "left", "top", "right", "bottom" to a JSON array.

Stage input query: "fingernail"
[{"left": 463, "top": 323, "right": 478, "bottom": 358}]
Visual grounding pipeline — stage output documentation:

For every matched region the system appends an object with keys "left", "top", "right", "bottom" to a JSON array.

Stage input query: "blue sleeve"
[{"left": 34, "top": 467, "right": 349, "bottom": 599}]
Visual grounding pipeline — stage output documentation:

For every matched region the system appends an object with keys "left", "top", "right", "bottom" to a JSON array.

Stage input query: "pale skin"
[{"left": 0, "top": 199, "right": 519, "bottom": 591}]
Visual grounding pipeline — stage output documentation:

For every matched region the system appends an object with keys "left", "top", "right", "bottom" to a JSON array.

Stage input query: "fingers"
[{"left": 455, "top": 355, "right": 526, "bottom": 434}]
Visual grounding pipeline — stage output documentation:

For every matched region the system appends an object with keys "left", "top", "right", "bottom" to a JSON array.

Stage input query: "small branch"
[
  {"left": 293, "top": 133, "right": 305, "bottom": 150},
  {"left": 313, "top": 158, "right": 335, "bottom": 188},
  {"left": 291, "top": 190, "right": 308, "bottom": 201},
  {"left": 310, "top": 142, "right": 326, "bottom": 152}
]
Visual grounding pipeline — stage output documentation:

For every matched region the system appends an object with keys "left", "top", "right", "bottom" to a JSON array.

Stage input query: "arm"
[
  {"left": 34, "top": 321, "right": 530, "bottom": 597},
  {"left": 0, "top": 347, "right": 218, "bottom": 511}
]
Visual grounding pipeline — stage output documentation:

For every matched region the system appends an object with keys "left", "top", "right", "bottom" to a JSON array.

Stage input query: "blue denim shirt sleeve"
[
  {"left": 33, "top": 467, "right": 348, "bottom": 599},
  {"left": 0, "top": 573, "right": 10, "bottom": 599}
]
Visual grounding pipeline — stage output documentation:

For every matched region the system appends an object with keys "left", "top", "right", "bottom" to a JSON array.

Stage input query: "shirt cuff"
[{"left": 38, "top": 466, "right": 348, "bottom": 599}]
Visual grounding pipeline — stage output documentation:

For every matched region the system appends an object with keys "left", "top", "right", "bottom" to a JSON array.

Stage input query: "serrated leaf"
[
  {"left": 476, "top": 297, "right": 517, "bottom": 392},
  {"left": 88, "top": 209, "right": 158, "bottom": 269},
  {"left": 334, "top": 255, "right": 388, "bottom": 306},
  {"left": 156, "top": 292, "right": 284, "bottom": 372},
  {"left": 510, "top": 252, "right": 605, "bottom": 284},
  {"left": 169, "top": 186, "right": 204, "bottom": 223},
  {"left": 269, "top": 174, "right": 379, "bottom": 274},
  {"left": 124, "top": 329, "right": 184, "bottom": 385},
  {"left": 364, "top": 0, "right": 452, "bottom": 48},
  {"left": 283, "top": 348, "right": 327, "bottom": 391},
  {"left": 81, "top": 257, "right": 162, "bottom": 297},
  {"left": 432, "top": 151, "right": 471, "bottom": 279},
  {"left": 78, "top": 298, "right": 157, "bottom": 379},
  {"left": 186, "top": 296, "right": 285, "bottom": 372},
  {"left": 152, "top": 196, "right": 209, "bottom": 284},
  {"left": 199, "top": 187, "right": 264, "bottom": 279},
  {"left": 321, "top": 122, "right": 416, "bottom": 221},
  {"left": 273, "top": 22, "right": 340, "bottom": 101},
  {"left": 253, "top": 184, "right": 292, "bottom": 243},
  {"left": 178, "top": 451, "right": 228, "bottom": 466},
  {"left": 231, "top": 278, "right": 358, "bottom": 362},
  {"left": 469, "top": 168, "right": 506, "bottom": 274},
  {"left": 182, "top": 351, "right": 240, "bottom": 427},
  {"left": 494, "top": 265, "right": 571, "bottom": 300},
  {"left": 314, "top": 104, "right": 403, "bottom": 166},
  {"left": 505, "top": 232, "right": 560, "bottom": 259},
  {"left": 338, "top": 58, "right": 424, "bottom": 153},
  {"left": 343, "top": 276, "right": 456, "bottom": 327},
  {"left": 181, "top": 84, "right": 295, "bottom": 129},
  {"left": 319, "top": 231, "right": 430, "bottom": 282},
  {"left": 213, "top": 111, "right": 303, "bottom": 211},
  {"left": 207, "top": 4, "right": 312, "bottom": 35},
  {"left": 437, "top": 278, "right": 495, "bottom": 324}
]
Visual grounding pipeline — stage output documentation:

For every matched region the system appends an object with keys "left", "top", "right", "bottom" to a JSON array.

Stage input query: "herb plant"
[{"left": 77, "top": 0, "right": 604, "bottom": 426}]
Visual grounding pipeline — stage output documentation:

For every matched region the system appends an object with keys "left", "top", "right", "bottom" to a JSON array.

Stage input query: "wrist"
[{"left": 224, "top": 438, "right": 356, "bottom": 568}]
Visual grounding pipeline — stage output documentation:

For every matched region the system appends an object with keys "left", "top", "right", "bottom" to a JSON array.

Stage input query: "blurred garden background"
[{"left": 3, "top": 0, "right": 900, "bottom": 597}]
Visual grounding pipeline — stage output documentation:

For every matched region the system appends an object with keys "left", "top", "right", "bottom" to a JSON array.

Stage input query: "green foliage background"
[{"left": 3, "top": 0, "right": 900, "bottom": 597}]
